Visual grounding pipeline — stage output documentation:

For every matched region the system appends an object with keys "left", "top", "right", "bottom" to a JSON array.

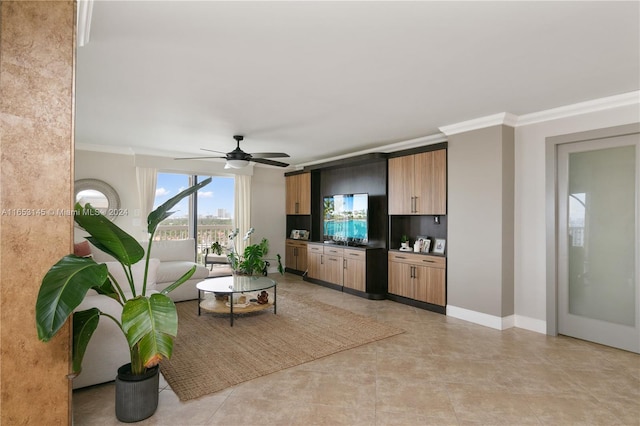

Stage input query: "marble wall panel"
[{"left": 1, "top": 1, "right": 74, "bottom": 424}]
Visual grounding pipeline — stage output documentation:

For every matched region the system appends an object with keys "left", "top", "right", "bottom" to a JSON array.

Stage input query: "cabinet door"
[
  {"left": 413, "top": 151, "right": 432, "bottom": 214},
  {"left": 322, "top": 255, "right": 343, "bottom": 285},
  {"left": 285, "top": 243, "right": 297, "bottom": 269},
  {"left": 431, "top": 149, "right": 447, "bottom": 215},
  {"left": 388, "top": 261, "right": 414, "bottom": 299},
  {"left": 426, "top": 266, "right": 446, "bottom": 306},
  {"left": 413, "top": 265, "right": 446, "bottom": 306},
  {"left": 388, "top": 155, "right": 415, "bottom": 214},
  {"left": 296, "top": 244, "right": 308, "bottom": 272},
  {"left": 285, "top": 175, "right": 298, "bottom": 214},
  {"left": 286, "top": 173, "right": 311, "bottom": 215},
  {"left": 413, "top": 265, "right": 430, "bottom": 303},
  {"left": 307, "top": 251, "right": 322, "bottom": 280},
  {"left": 344, "top": 257, "right": 366, "bottom": 292},
  {"left": 297, "top": 172, "right": 311, "bottom": 215}
]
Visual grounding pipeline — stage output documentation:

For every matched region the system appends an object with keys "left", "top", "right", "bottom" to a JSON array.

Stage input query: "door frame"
[{"left": 545, "top": 123, "right": 640, "bottom": 336}]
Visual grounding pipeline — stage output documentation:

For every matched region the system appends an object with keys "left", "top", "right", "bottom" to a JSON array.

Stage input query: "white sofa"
[
  {"left": 91, "top": 238, "right": 210, "bottom": 302},
  {"left": 72, "top": 239, "right": 209, "bottom": 389}
]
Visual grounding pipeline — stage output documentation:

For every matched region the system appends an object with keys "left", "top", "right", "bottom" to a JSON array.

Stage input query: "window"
[{"left": 154, "top": 173, "right": 234, "bottom": 262}]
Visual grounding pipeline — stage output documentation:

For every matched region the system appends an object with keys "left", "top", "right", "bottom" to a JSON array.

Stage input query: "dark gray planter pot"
[{"left": 115, "top": 363, "right": 160, "bottom": 423}]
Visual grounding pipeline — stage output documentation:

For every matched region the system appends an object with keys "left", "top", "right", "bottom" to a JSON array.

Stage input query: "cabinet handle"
[
  {"left": 410, "top": 196, "right": 415, "bottom": 213},
  {"left": 343, "top": 259, "right": 347, "bottom": 269},
  {"left": 396, "top": 256, "right": 407, "bottom": 259},
  {"left": 422, "top": 259, "right": 435, "bottom": 263},
  {"left": 321, "top": 255, "right": 324, "bottom": 265},
  {"left": 414, "top": 196, "right": 418, "bottom": 213},
  {"left": 295, "top": 202, "right": 299, "bottom": 214}
]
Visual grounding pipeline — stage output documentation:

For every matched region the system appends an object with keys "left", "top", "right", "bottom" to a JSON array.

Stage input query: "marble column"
[{"left": 1, "top": 1, "right": 75, "bottom": 424}]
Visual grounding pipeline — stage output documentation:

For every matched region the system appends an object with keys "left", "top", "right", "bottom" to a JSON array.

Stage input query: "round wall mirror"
[{"left": 74, "top": 179, "right": 121, "bottom": 220}]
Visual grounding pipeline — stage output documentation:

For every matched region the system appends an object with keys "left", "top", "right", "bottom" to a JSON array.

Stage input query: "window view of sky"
[{"left": 154, "top": 173, "right": 234, "bottom": 218}]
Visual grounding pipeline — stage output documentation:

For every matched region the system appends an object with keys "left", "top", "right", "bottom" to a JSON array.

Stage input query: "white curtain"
[
  {"left": 234, "top": 174, "right": 251, "bottom": 253},
  {"left": 136, "top": 167, "right": 157, "bottom": 233}
]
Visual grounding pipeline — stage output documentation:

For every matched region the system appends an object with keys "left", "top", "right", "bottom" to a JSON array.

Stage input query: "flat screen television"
[{"left": 323, "top": 193, "right": 368, "bottom": 245}]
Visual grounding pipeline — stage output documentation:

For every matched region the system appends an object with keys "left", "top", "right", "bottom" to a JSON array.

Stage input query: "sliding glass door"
[
  {"left": 557, "top": 134, "right": 639, "bottom": 353},
  {"left": 153, "top": 173, "right": 235, "bottom": 262}
]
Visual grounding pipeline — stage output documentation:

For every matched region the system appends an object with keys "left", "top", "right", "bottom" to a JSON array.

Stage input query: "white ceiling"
[{"left": 75, "top": 1, "right": 640, "bottom": 169}]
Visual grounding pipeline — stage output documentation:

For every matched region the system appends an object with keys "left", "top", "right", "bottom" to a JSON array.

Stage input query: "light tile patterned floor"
[{"left": 73, "top": 273, "right": 640, "bottom": 425}]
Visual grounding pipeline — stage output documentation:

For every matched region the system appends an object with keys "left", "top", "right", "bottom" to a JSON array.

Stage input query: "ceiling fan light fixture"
[{"left": 226, "top": 159, "right": 250, "bottom": 168}]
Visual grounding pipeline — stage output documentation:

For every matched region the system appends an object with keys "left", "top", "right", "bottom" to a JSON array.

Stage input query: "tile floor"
[{"left": 73, "top": 273, "right": 639, "bottom": 425}]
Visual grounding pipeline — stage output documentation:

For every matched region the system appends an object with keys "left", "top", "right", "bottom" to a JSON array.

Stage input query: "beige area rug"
[{"left": 159, "top": 290, "right": 404, "bottom": 401}]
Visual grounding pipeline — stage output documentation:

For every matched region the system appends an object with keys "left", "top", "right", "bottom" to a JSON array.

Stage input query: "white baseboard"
[
  {"left": 446, "top": 305, "right": 547, "bottom": 334},
  {"left": 446, "top": 305, "right": 512, "bottom": 330},
  {"left": 514, "top": 315, "right": 547, "bottom": 334}
]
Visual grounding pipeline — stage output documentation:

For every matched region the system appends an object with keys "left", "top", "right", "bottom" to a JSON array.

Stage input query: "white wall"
[
  {"left": 514, "top": 102, "right": 640, "bottom": 333},
  {"left": 75, "top": 151, "right": 140, "bottom": 238},
  {"left": 250, "top": 167, "right": 286, "bottom": 273}
]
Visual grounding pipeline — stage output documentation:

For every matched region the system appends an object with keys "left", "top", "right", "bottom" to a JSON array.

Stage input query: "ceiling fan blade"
[
  {"left": 174, "top": 156, "right": 225, "bottom": 160},
  {"left": 250, "top": 152, "right": 290, "bottom": 159},
  {"left": 251, "top": 158, "right": 290, "bottom": 167},
  {"left": 200, "top": 148, "right": 227, "bottom": 154}
]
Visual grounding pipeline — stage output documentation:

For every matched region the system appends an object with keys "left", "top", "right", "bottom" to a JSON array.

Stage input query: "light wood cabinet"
[
  {"left": 343, "top": 248, "right": 366, "bottom": 292},
  {"left": 307, "top": 244, "right": 323, "bottom": 280},
  {"left": 388, "top": 149, "right": 446, "bottom": 215},
  {"left": 305, "top": 244, "right": 386, "bottom": 297},
  {"left": 323, "top": 253, "right": 343, "bottom": 285},
  {"left": 285, "top": 172, "right": 311, "bottom": 215},
  {"left": 285, "top": 240, "right": 308, "bottom": 272},
  {"left": 387, "top": 251, "right": 446, "bottom": 306},
  {"left": 387, "top": 258, "right": 413, "bottom": 298},
  {"left": 308, "top": 243, "right": 364, "bottom": 289}
]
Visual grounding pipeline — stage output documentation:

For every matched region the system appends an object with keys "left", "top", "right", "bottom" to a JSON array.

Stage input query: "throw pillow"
[{"left": 74, "top": 241, "right": 92, "bottom": 257}]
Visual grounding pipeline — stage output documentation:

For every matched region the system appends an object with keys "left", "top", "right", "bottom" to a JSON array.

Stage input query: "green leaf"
[
  {"left": 121, "top": 294, "right": 178, "bottom": 373},
  {"left": 147, "top": 177, "right": 212, "bottom": 236},
  {"left": 276, "top": 253, "right": 284, "bottom": 275},
  {"left": 72, "top": 309, "right": 101, "bottom": 374},
  {"left": 74, "top": 203, "right": 144, "bottom": 266},
  {"left": 160, "top": 265, "right": 196, "bottom": 295},
  {"left": 36, "top": 256, "right": 108, "bottom": 342}
]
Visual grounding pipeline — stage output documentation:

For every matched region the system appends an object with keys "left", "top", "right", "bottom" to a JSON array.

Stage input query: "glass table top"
[{"left": 196, "top": 275, "right": 276, "bottom": 293}]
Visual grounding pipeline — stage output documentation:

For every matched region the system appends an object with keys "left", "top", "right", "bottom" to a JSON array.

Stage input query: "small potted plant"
[
  {"left": 35, "top": 178, "right": 211, "bottom": 422},
  {"left": 400, "top": 235, "right": 410, "bottom": 250},
  {"left": 210, "top": 241, "right": 224, "bottom": 255}
]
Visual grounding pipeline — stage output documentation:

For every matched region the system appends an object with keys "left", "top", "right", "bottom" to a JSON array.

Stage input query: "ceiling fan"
[{"left": 175, "top": 135, "right": 290, "bottom": 168}]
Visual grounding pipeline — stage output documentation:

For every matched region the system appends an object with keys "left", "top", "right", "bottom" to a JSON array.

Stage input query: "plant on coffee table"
[{"left": 226, "top": 227, "right": 283, "bottom": 276}]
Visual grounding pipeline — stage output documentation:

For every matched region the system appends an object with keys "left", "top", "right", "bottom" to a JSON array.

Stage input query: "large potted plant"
[
  {"left": 35, "top": 178, "right": 211, "bottom": 422},
  {"left": 227, "top": 227, "right": 283, "bottom": 276}
]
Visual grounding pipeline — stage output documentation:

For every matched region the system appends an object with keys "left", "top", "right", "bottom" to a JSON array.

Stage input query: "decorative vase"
[{"left": 115, "top": 363, "right": 160, "bottom": 423}]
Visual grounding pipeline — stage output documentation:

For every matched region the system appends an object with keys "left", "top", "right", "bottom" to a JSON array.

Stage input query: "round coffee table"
[{"left": 196, "top": 275, "right": 277, "bottom": 326}]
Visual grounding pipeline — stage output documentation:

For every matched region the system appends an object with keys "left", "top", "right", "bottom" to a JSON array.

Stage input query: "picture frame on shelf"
[
  {"left": 416, "top": 235, "right": 430, "bottom": 253},
  {"left": 433, "top": 238, "right": 446, "bottom": 255},
  {"left": 421, "top": 238, "right": 431, "bottom": 253}
]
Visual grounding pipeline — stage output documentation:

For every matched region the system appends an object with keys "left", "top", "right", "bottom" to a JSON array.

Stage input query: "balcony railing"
[{"left": 154, "top": 224, "right": 234, "bottom": 263}]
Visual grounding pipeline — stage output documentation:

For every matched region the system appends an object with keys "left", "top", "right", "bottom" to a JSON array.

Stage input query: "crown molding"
[
  {"left": 516, "top": 91, "right": 640, "bottom": 126},
  {"left": 77, "top": 0, "right": 94, "bottom": 47},
  {"left": 438, "top": 112, "right": 518, "bottom": 136},
  {"left": 438, "top": 91, "right": 639, "bottom": 136},
  {"left": 295, "top": 132, "right": 447, "bottom": 168},
  {"left": 76, "top": 143, "right": 135, "bottom": 155}
]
